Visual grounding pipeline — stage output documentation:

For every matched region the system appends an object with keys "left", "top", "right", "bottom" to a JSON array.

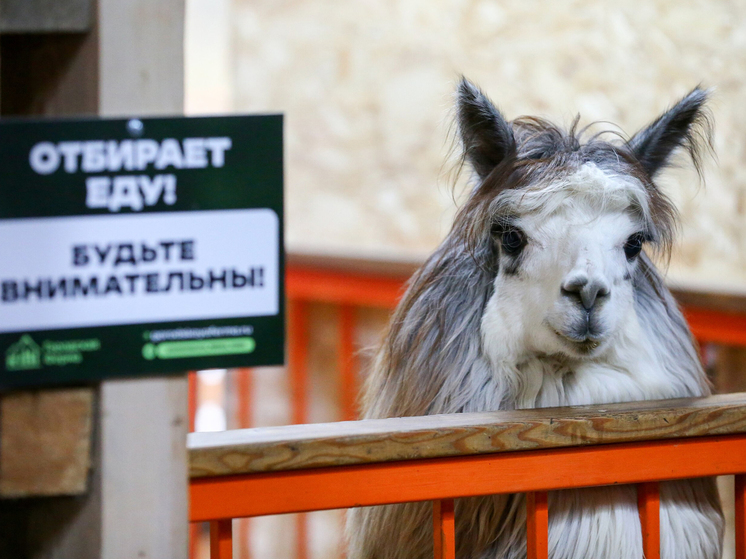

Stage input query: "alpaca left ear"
[
  {"left": 628, "top": 87, "right": 712, "bottom": 178},
  {"left": 456, "top": 78, "right": 516, "bottom": 180}
]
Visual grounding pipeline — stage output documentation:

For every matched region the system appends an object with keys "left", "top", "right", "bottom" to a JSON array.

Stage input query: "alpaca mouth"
[{"left": 552, "top": 328, "right": 603, "bottom": 354}]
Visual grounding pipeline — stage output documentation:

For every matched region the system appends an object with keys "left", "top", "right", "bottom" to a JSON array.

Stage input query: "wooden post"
[{"left": 0, "top": 1, "right": 187, "bottom": 558}]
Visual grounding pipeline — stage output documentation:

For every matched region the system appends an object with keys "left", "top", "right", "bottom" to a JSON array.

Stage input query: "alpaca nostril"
[
  {"left": 561, "top": 275, "right": 588, "bottom": 296},
  {"left": 562, "top": 277, "right": 610, "bottom": 310},
  {"left": 580, "top": 281, "right": 610, "bottom": 311}
]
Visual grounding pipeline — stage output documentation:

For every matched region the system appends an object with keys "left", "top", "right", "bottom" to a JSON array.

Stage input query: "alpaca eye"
[
  {"left": 501, "top": 229, "right": 526, "bottom": 256},
  {"left": 623, "top": 233, "right": 645, "bottom": 260}
]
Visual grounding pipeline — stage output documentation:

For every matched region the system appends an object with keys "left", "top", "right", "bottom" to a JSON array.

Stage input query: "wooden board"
[
  {"left": 0, "top": 0, "right": 92, "bottom": 33},
  {"left": 189, "top": 393, "right": 746, "bottom": 478},
  {"left": 0, "top": 388, "right": 93, "bottom": 497}
]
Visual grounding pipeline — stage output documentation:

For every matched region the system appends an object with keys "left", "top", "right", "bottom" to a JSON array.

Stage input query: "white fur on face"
[{"left": 482, "top": 163, "right": 649, "bottom": 367}]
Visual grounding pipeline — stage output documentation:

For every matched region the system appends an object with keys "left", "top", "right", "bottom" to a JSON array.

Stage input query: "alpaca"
[{"left": 346, "top": 80, "right": 724, "bottom": 559}]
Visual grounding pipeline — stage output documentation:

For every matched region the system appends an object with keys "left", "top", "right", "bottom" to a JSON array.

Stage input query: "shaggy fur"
[{"left": 346, "top": 80, "right": 724, "bottom": 559}]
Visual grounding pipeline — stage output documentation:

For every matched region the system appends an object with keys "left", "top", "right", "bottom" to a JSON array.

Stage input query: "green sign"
[{"left": 0, "top": 115, "right": 284, "bottom": 389}]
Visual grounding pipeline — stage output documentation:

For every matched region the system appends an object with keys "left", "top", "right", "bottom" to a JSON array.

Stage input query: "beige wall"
[{"left": 187, "top": 0, "right": 746, "bottom": 288}]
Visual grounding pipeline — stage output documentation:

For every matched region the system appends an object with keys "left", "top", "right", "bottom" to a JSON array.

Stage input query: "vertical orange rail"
[
  {"left": 736, "top": 474, "right": 746, "bottom": 559},
  {"left": 188, "top": 371, "right": 199, "bottom": 559},
  {"left": 638, "top": 482, "right": 660, "bottom": 559},
  {"left": 289, "top": 299, "right": 309, "bottom": 559},
  {"left": 210, "top": 519, "right": 233, "bottom": 559},
  {"left": 433, "top": 499, "right": 455, "bottom": 559},
  {"left": 339, "top": 305, "right": 357, "bottom": 421},
  {"left": 235, "top": 369, "right": 253, "bottom": 559},
  {"left": 289, "top": 299, "right": 309, "bottom": 426},
  {"left": 526, "top": 491, "right": 548, "bottom": 559}
]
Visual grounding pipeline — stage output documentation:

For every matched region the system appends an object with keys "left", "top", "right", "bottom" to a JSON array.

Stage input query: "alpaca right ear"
[
  {"left": 628, "top": 87, "right": 712, "bottom": 178},
  {"left": 456, "top": 78, "right": 516, "bottom": 180}
]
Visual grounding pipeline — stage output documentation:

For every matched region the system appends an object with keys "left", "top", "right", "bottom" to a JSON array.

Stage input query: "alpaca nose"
[{"left": 561, "top": 274, "right": 610, "bottom": 310}]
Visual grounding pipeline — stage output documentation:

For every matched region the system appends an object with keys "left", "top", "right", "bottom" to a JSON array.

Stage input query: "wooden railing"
[
  {"left": 188, "top": 251, "right": 746, "bottom": 558},
  {"left": 189, "top": 393, "right": 746, "bottom": 559}
]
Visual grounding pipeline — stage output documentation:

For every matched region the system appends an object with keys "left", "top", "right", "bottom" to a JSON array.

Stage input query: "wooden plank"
[
  {"left": 638, "top": 482, "right": 660, "bottom": 559},
  {"left": 190, "top": 434, "right": 746, "bottom": 521},
  {"left": 96, "top": 1, "right": 188, "bottom": 558},
  {"left": 189, "top": 393, "right": 746, "bottom": 477},
  {"left": 100, "top": 377, "right": 188, "bottom": 559},
  {"left": 526, "top": 492, "right": 548, "bottom": 559},
  {"left": 98, "top": 0, "right": 184, "bottom": 116},
  {"left": 0, "top": 388, "right": 93, "bottom": 497},
  {"left": 0, "top": 0, "right": 92, "bottom": 33}
]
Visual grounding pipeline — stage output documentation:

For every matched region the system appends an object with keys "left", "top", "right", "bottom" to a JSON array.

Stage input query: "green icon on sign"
[
  {"left": 6, "top": 335, "right": 42, "bottom": 371},
  {"left": 142, "top": 337, "right": 255, "bottom": 360}
]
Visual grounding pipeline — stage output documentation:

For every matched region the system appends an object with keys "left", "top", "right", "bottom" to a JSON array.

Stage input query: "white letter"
[
  {"left": 163, "top": 174, "right": 177, "bottom": 205},
  {"left": 138, "top": 175, "right": 165, "bottom": 206},
  {"left": 82, "top": 141, "right": 106, "bottom": 173},
  {"left": 86, "top": 176, "right": 111, "bottom": 208},
  {"left": 58, "top": 142, "right": 83, "bottom": 173},
  {"left": 29, "top": 142, "right": 60, "bottom": 174},
  {"left": 154, "top": 139, "right": 184, "bottom": 170},
  {"left": 109, "top": 176, "right": 143, "bottom": 212},
  {"left": 183, "top": 138, "right": 208, "bottom": 168},
  {"left": 106, "top": 140, "right": 135, "bottom": 171},
  {"left": 205, "top": 137, "right": 232, "bottom": 167},
  {"left": 135, "top": 139, "right": 159, "bottom": 170}
]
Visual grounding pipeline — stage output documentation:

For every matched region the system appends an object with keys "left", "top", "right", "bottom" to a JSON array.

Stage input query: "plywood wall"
[{"left": 187, "top": 0, "right": 746, "bottom": 288}]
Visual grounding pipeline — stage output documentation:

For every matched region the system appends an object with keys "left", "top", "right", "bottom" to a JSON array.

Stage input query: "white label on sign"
[{"left": 0, "top": 209, "right": 279, "bottom": 333}]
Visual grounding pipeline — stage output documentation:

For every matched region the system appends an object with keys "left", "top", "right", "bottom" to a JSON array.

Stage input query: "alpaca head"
[{"left": 454, "top": 79, "right": 711, "bottom": 365}]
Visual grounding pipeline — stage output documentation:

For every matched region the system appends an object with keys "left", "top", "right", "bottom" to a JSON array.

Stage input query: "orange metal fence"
[
  {"left": 188, "top": 253, "right": 746, "bottom": 559},
  {"left": 188, "top": 395, "right": 746, "bottom": 559}
]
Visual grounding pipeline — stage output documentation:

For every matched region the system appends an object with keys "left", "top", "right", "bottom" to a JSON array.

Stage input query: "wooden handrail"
[{"left": 189, "top": 393, "right": 746, "bottom": 478}]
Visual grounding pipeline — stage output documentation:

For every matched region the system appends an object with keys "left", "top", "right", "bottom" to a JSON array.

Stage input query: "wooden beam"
[
  {"left": 189, "top": 393, "right": 746, "bottom": 477},
  {"left": 0, "top": 388, "right": 93, "bottom": 497},
  {"left": 0, "top": 0, "right": 92, "bottom": 34}
]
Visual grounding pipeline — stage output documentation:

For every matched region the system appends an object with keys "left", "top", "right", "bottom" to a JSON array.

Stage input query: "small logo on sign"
[{"left": 5, "top": 335, "right": 42, "bottom": 371}]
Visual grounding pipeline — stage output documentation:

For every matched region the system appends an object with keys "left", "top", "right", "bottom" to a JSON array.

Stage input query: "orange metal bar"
[
  {"left": 526, "top": 491, "right": 548, "bottom": 559},
  {"left": 190, "top": 434, "right": 746, "bottom": 522},
  {"left": 288, "top": 299, "right": 309, "bottom": 559},
  {"left": 289, "top": 299, "right": 309, "bottom": 426},
  {"left": 682, "top": 306, "right": 746, "bottom": 347},
  {"left": 235, "top": 368, "right": 253, "bottom": 429},
  {"left": 286, "top": 266, "right": 405, "bottom": 309},
  {"left": 737, "top": 474, "right": 746, "bottom": 559},
  {"left": 638, "top": 482, "right": 660, "bottom": 559},
  {"left": 210, "top": 519, "right": 233, "bottom": 559},
  {"left": 234, "top": 369, "right": 253, "bottom": 559},
  {"left": 188, "top": 371, "right": 199, "bottom": 559},
  {"left": 339, "top": 305, "right": 357, "bottom": 421},
  {"left": 433, "top": 499, "right": 455, "bottom": 559}
]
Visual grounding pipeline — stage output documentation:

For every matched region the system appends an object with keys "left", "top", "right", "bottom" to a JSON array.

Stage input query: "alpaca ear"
[
  {"left": 628, "top": 87, "right": 712, "bottom": 178},
  {"left": 456, "top": 78, "right": 515, "bottom": 180}
]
